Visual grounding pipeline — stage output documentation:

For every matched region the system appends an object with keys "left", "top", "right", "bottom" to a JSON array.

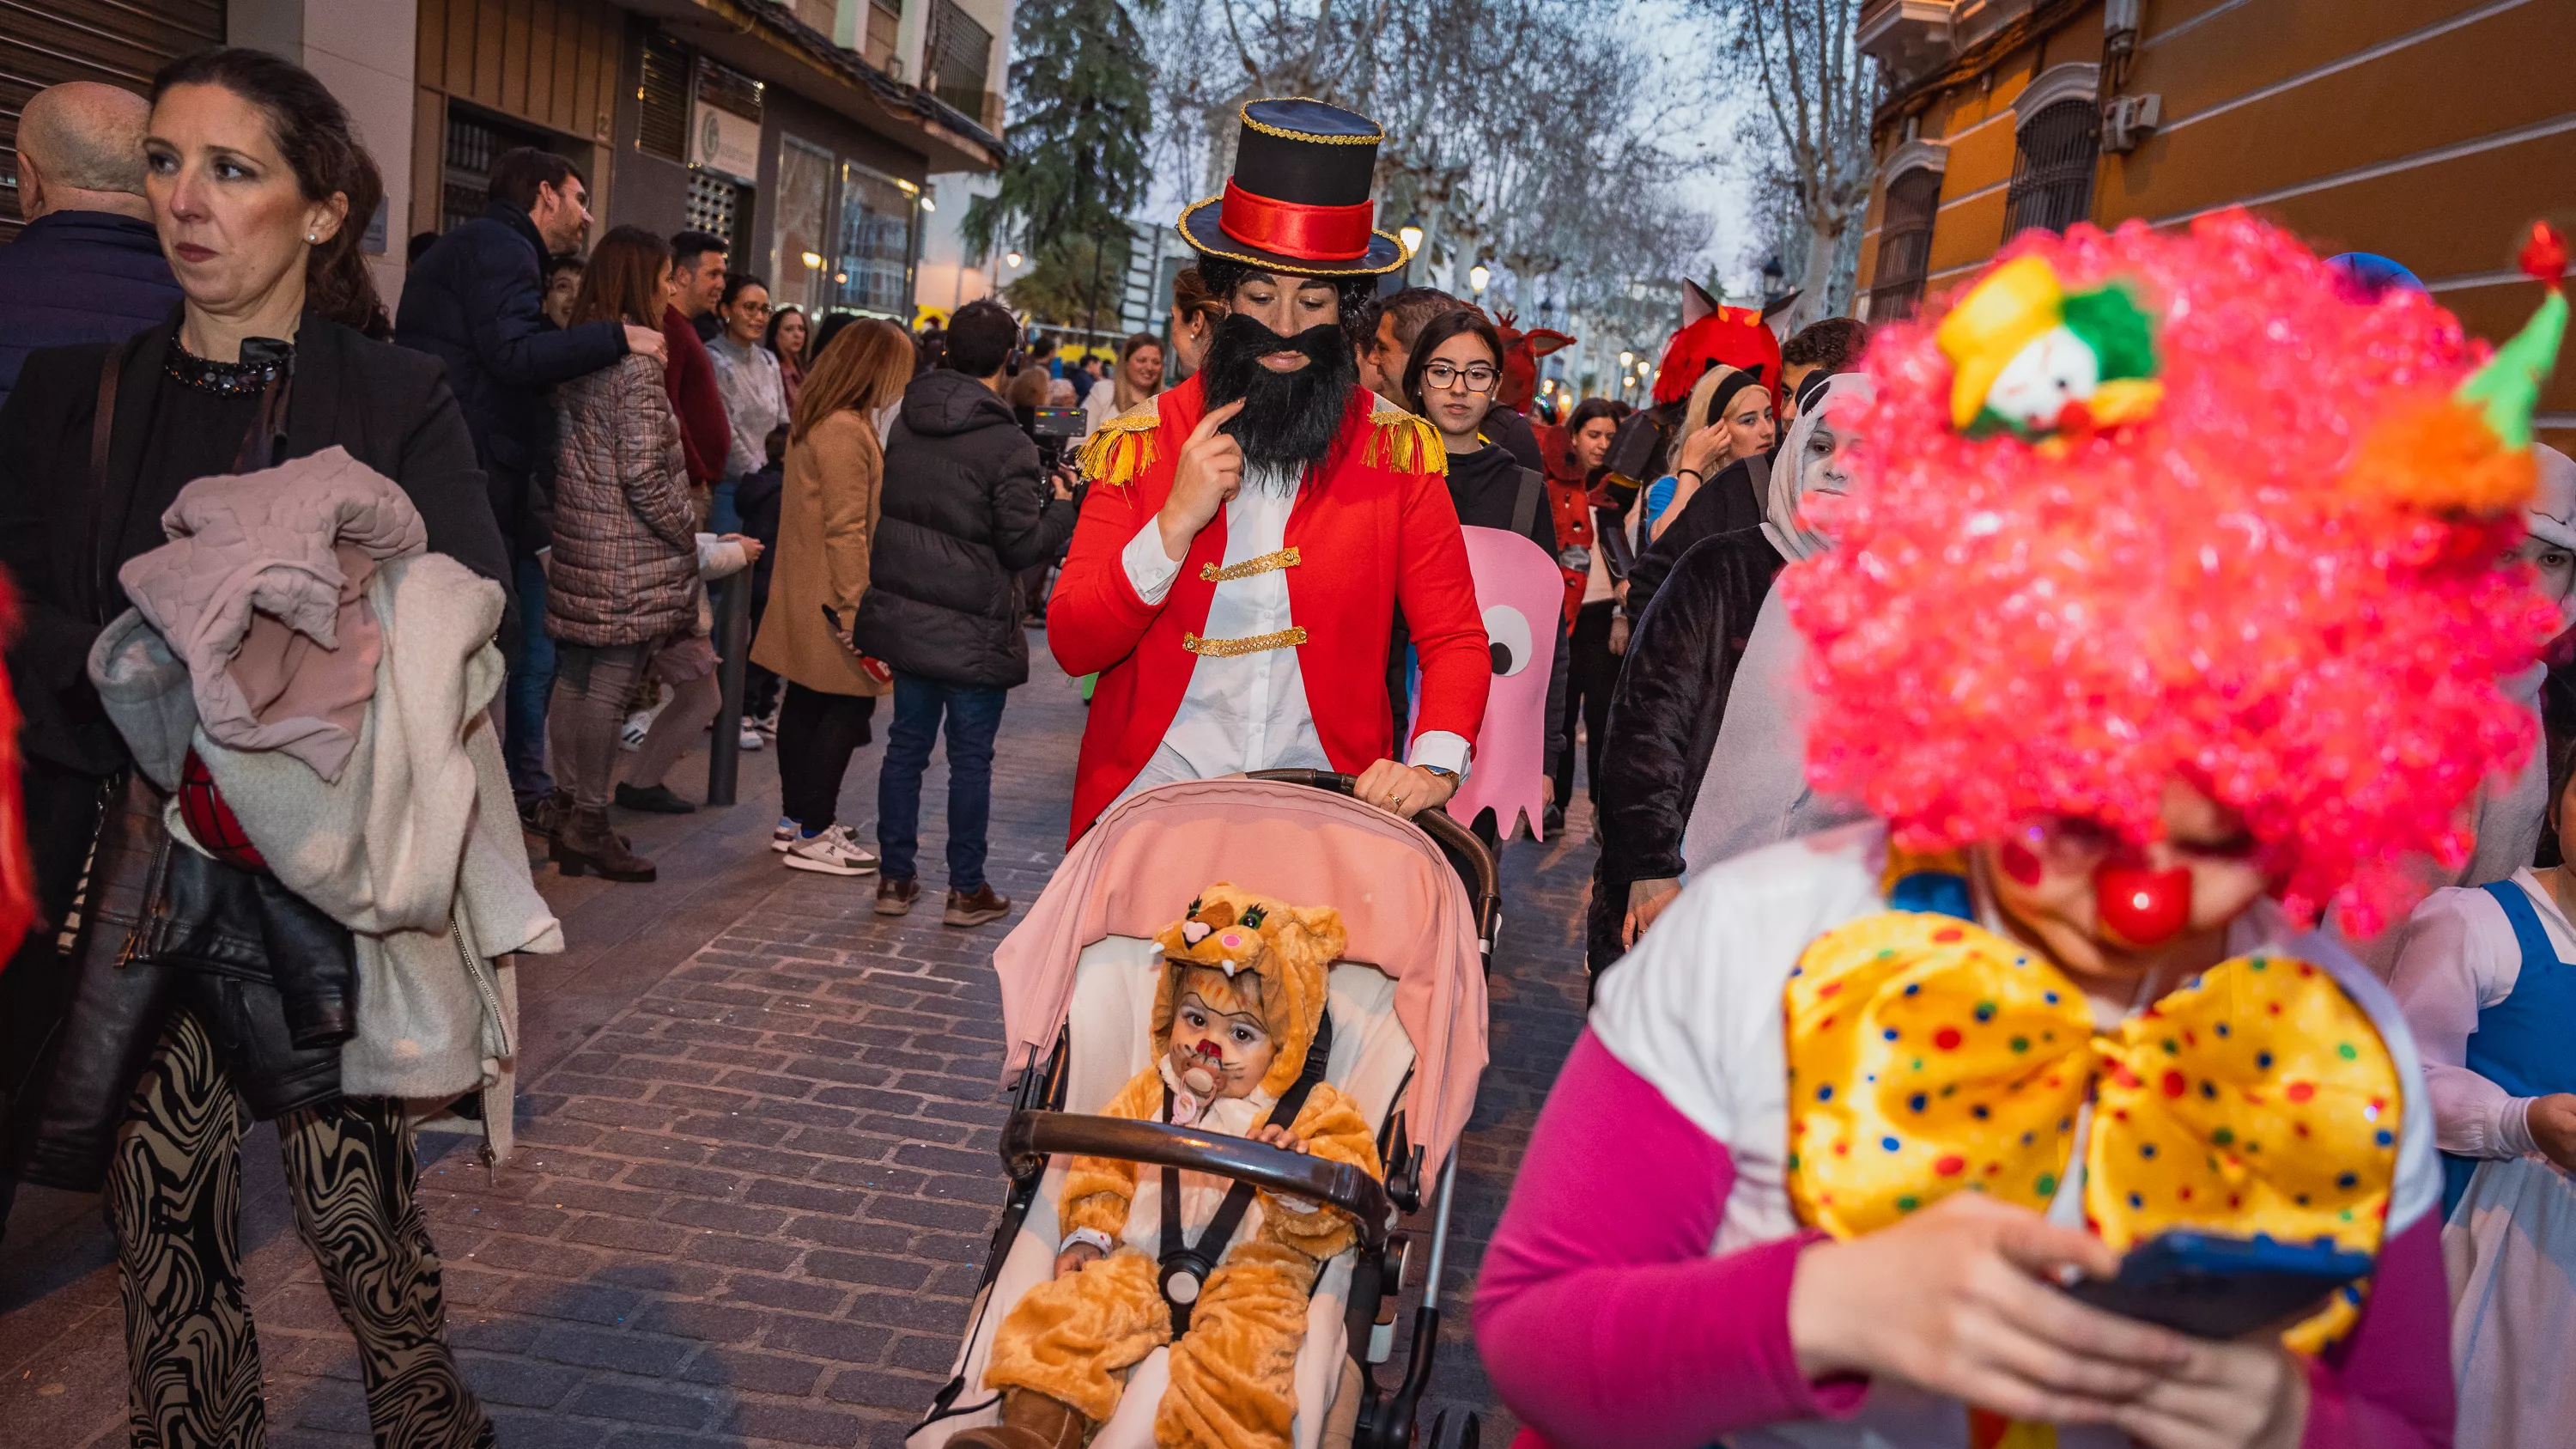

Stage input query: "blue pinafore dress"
[{"left": 2441, "top": 880, "right": 2576, "bottom": 1448}]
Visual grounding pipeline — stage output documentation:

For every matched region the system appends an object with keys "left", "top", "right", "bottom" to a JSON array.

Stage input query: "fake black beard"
[{"left": 1196, "top": 312, "right": 1359, "bottom": 477}]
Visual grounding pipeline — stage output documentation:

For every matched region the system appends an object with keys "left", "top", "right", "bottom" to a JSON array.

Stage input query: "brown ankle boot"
[
  {"left": 553, "top": 805, "right": 657, "bottom": 882},
  {"left": 947, "top": 1389, "right": 1085, "bottom": 1449}
]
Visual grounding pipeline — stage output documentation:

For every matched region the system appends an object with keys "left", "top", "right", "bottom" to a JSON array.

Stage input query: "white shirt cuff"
[
  {"left": 2503, "top": 1096, "right": 2542, "bottom": 1159},
  {"left": 1060, "top": 1227, "right": 1115, "bottom": 1256},
  {"left": 1407, "top": 731, "right": 1472, "bottom": 777},
  {"left": 1122, "top": 519, "right": 1182, "bottom": 605}
]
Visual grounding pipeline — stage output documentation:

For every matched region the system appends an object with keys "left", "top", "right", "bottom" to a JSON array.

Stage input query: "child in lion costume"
[{"left": 957, "top": 883, "right": 1382, "bottom": 1449}]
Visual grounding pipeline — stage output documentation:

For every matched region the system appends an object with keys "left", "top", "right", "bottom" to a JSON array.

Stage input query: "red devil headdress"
[{"left": 1655, "top": 279, "right": 1783, "bottom": 414}]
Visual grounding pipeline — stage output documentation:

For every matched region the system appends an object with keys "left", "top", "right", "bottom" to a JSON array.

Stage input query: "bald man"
[{"left": 0, "top": 82, "right": 182, "bottom": 411}]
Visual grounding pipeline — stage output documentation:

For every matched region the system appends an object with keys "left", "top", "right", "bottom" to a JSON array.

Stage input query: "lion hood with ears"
[{"left": 1149, "top": 882, "right": 1347, "bottom": 1100}]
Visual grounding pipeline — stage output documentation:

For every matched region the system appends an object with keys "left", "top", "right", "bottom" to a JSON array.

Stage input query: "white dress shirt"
[{"left": 1112, "top": 463, "right": 1469, "bottom": 807}]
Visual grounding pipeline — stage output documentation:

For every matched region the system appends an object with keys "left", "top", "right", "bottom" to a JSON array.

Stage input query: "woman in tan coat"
[{"left": 750, "top": 318, "right": 916, "bottom": 876}]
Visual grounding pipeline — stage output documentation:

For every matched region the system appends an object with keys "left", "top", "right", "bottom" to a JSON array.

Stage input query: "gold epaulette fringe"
[
  {"left": 1078, "top": 408, "right": 1163, "bottom": 489},
  {"left": 1363, "top": 408, "right": 1447, "bottom": 475}
]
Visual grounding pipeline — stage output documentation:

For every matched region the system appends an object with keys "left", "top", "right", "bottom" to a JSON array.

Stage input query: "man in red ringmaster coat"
[{"left": 1047, "top": 98, "right": 1489, "bottom": 843}]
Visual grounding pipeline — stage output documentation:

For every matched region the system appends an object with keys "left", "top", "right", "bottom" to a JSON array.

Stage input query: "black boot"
[
  {"left": 554, "top": 805, "right": 657, "bottom": 881},
  {"left": 948, "top": 1390, "right": 1085, "bottom": 1449}
]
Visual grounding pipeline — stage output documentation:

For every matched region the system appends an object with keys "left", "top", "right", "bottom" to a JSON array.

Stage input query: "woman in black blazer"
[{"left": 0, "top": 49, "right": 502, "bottom": 1449}]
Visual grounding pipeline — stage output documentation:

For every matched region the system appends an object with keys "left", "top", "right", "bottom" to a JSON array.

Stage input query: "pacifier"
[
  {"left": 1179, "top": 1039, "right": 1224, "bottom": 1097},
  {"left": 2095, "top": 852, "right": 2192, "bottom": 947}
]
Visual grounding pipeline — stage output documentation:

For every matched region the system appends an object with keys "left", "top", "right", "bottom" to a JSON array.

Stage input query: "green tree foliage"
[
  {"left": 963, "top": 0, "right": 1153, "bottom": 267},
  {"left": 1002, "top": 233, "right": 1133, "bottom": 327}
]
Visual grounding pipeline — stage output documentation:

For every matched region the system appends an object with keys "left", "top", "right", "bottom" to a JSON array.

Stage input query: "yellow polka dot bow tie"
[{"left": 1783, "top": 910, "right": 2403, "bottom": 1326}]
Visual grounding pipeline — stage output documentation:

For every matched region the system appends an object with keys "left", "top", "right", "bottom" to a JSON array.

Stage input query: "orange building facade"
[{"left": 1853, "top": 0, "right": 2575, "bottom": 451}]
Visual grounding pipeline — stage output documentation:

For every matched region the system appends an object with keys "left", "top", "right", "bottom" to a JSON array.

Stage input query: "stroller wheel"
[{"left": 1424, "top": 1408, "right": 1480, "bottom": 1449}]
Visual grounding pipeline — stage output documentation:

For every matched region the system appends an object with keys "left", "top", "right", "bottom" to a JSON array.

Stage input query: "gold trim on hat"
[
  {"left": 1173, "top": 198, "right": 1408, "bottom": 277},
  {"left": 1200, "top": 547, "right": 1301, "bottom": 583},
  {"left": 1237, "top": 97, "right": 1383, "bottom": 145},
  {"left": 1183, "top": 626, "right": 1309, "bottom": 658}
]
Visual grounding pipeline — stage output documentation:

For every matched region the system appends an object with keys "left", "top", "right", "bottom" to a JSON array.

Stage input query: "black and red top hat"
[{"left": 1177, "top": 98, "right": 1407, "bottom": 277}]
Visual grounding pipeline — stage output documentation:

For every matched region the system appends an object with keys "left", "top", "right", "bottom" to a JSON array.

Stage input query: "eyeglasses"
[
  {"left": 735, "top": 301, "right": 772, "bottom": 317},
  {"left": 1421, "top": 361, "right": 1498, "bottom": 393}
]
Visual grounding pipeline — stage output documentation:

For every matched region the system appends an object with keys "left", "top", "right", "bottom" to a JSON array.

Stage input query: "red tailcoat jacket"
[{"left": 1048, "top": 375, "right": 1491, "bottom": 843}]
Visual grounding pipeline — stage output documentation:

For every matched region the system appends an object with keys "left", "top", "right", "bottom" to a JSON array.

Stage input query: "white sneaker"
[
  {"left": 781, "top": 823, "right": 879, "bottom": 876},
  {"left": 619, "top": 709, "right": 654, "bottom": 752},
  {"left": 738, "top": 725, "right": 765, "bottom": 751},
  {"left": 772, "top": 818, "right": 796, "bottom": 852}
]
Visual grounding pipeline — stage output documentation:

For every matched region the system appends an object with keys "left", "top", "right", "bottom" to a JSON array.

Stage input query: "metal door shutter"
[{"left": 2, "top": 0, "right": 227, "bottom": 241}]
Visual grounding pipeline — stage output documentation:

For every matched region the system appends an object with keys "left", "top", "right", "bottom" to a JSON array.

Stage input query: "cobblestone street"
[{"left": 0, "top": 635, "right": 1598, "bottom": 1449}]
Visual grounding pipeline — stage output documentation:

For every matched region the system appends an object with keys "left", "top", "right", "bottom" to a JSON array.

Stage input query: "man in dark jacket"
[
  {"left": 854, "top": 300, "right": 1077, "bottom": 928},
  {"left": 0, "top": 82, "right": 182, "bottom": 411},
  {"left": 396, "top": 148, "right": 659, "bottom": 816}
]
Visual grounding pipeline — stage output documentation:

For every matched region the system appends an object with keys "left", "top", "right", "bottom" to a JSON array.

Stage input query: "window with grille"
[
  {"left": 638, "top": 33, "right": 690, "bottom": 162},
  {"left": 1868, "top": 167, "right": 1943, "bottom": 321},
  {"left": 441, "top": 108, "right": 549, "bottom": 234},
  {"left": 2004, "top": 99, "right": 2101, "bottom": 237},
  {"left": 925, "top": 0, "right": 993, "bottom": 119},
  {"left": 686, "top": 172, "right": 745, "bottom": 252}
]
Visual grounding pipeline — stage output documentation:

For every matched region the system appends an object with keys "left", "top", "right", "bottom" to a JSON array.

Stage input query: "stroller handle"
[
  {"left": 1002, "top": 1109, "right": 1392, "bottom": 1252},
  {"left": 1242, "top": 769, "right": 1501, "bottom": 915}
]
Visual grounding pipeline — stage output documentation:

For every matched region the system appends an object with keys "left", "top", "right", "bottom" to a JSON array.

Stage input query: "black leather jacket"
[
  {"left": 1585, "top": 528, "right": 1784, "bottom": 974},
  {"left": 21, "top": 776, "right": 354, "bottom": 1190}
]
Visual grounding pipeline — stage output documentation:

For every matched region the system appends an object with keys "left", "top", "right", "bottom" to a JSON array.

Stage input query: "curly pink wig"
[{"left": 1789, "top": 210, "right": 2558, "bottom": 934}]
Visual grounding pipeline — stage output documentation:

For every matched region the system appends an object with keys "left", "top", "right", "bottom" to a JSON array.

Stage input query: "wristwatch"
[{"left": 1419, "top": 764, "right": 1459, "bottom": 782}]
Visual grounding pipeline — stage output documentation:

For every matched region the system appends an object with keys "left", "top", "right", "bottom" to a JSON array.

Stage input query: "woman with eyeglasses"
[
  {"left": 1394, "top": 307, "right": 1568, "bottom": 847},
  {"left": 708, "top": 271, "right": 787, "bottom": 542}
]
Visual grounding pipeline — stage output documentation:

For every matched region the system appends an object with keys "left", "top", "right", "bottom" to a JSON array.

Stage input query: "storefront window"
[
  {"left": 835, "top": 162, "right": 920, "bottom": 320},
  {"left": 775, "top": 137, "right": 835, "bottom": 316}
]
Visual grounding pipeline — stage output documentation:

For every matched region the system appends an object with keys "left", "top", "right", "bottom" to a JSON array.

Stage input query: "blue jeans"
[
  {"left": 876, "top": 673, "right": 1006, "bottom": 890},
  {"left": 504, "top": 555, "right": 557, "bottom": 801}
]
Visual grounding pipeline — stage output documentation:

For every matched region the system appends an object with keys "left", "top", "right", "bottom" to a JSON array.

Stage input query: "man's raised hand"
[{"left": 1157, "top": 399, "right": 1248, "bottom": 562}]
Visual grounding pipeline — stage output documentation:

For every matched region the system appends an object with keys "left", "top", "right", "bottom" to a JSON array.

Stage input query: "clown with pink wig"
[{"left": 1472, "top": 211, "right": 2568, "bottom": 1449}]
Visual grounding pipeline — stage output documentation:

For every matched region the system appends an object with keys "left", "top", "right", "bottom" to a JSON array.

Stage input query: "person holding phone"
[
  {"left": 747, "top": 317, "right": 914, "bottom": 877},
  {"left": 1467, "top": 216, "right": 2568, "bottom": 1449}
]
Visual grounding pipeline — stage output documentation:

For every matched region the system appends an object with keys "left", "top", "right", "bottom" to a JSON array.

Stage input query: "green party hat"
[{"left": 2457, "top": 223, "right": 2567, "bottom": 450}]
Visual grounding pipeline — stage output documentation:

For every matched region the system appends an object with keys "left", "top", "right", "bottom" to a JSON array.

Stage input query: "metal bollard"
[{"left": 706, "top": 572, "right": 752, "bottom": 807}]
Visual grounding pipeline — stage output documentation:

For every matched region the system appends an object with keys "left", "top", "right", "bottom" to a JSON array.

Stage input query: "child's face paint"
[{"left": 1170, "top": 990, "right": 1276, "bottom": 1099}]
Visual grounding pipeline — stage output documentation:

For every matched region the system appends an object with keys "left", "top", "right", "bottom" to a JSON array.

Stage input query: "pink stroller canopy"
[{"left": 993, "top": 778, "right": 1491, "bottom": 1169}]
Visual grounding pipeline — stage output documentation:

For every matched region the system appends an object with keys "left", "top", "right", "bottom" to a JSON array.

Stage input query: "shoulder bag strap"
[{"left": 1510, "top": 466, "right": 1546, "bottom": 542}]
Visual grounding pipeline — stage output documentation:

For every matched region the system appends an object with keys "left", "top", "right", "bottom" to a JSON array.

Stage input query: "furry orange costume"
[{"left": 972, "top": 884, "right": 1381, "bottom": 1449}]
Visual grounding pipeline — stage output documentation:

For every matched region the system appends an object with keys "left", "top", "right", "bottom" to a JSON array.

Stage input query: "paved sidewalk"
[{"left": 0, "top": 637, "right": 1598, "bottom": 1448}]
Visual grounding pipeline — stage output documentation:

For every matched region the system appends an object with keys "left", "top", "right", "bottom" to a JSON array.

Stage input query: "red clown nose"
[{"left": 2097, "top": 861, "right": 2192, "bottom": 947}]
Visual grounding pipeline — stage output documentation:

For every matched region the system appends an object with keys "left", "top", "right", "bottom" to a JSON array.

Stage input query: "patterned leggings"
[{"left": 106, "top": 1010, "right": 491, "bottom": 1449}]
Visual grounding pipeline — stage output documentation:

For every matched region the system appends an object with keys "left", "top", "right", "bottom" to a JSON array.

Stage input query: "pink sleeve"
[
  {"left": 2300, "top": 1210, "right": 2455, "bottom": 1449},
  {"left": 1473, "top": 1029, "right": 1865, "bottom": 1449}
]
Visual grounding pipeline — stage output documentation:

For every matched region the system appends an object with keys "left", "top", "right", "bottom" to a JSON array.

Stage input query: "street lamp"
[
  {"left": 1005, "top": 250, "right": 1023, "bottom": 269},
  {"left": 1469, "top": 263, "right": 1491, "bottom": 295},
  {"left": 1398, "top": 223, "right": 1425, "bottom": 257},
  {"left": 1619, "top": 350, "right": 1634, "bottom": 368},
  {"left": 1761, "top": 254, "right": 1786, "bottom": 300}
]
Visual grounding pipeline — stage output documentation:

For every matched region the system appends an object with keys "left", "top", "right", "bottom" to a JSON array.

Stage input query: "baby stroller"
[{"left": 909, "top": 772, "right": 1498, "bottom": 1449}]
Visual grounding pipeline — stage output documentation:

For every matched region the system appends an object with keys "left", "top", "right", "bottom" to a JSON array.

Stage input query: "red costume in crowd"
[
  {"left": 1048, "top": 374, "right": 1490, "bottom": 842},
  {"left": 1495, "top": 314, "right": 1590, "bottom": 628}
]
